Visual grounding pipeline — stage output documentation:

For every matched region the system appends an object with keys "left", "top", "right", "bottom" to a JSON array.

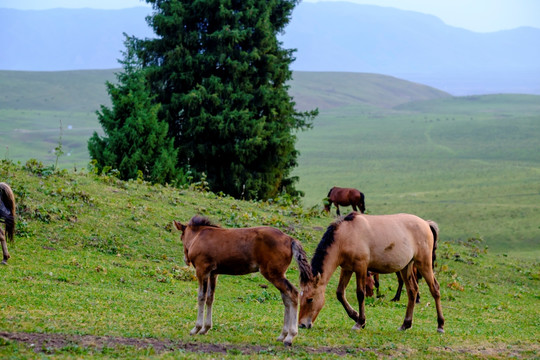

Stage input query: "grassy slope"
[
  {"left": 293, "top": 96, "right": 540, "bottom": 253},
  {"left": 0, "top": 70, "right": 539, "bottom": 253},
  {"left": 0, "top": 70, "right": 116, "bottom": 169},
  {"left": 0, "top": 161, "right": 538, "bottom": 359},
  {"left": 288, "top": 72, "right": 450, "bottom": 111}
]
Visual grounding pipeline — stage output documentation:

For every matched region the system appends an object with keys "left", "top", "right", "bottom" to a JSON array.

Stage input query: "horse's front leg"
[
  {"left": 191, "top": 273, "right": 210, "bottom": 335},
  {"left": 335, "top": 204, "right": 341, "bottom": 216},
  {"left": 336, "top": 268, "right": 359, "bottom": 322},
  {"left": 199, "top": 273, "right": 218, "bottom": 335},
  {"left": 398, "top": 264, "right": 419, "bottom": 331},
  {"left": 0, "top": 230, "right": 9, "bottom": 265},
  {"left": 353, "top": 271, "right": 367, "bottom": 330}
]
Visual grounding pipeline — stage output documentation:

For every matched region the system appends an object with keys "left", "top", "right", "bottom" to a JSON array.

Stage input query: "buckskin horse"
[
  {"left": 298, "top": 212, "right": 444, "bottom": 333},
  {"left": 324, "top": 187, "right": 365, "bottom": 215},
  {"left": 173, "top": 215, "right": 312, "bottom": 346},
  {"left": 0, "top": 182, "right": 16, "bottom": 265}
]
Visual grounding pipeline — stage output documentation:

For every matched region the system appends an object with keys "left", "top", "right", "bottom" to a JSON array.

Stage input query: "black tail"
[
  {"left": 292, "top": 240, "right": 313, "bottom": 285},
  {"left": 427, "top": 220, "right": 439, "bottom": 269},
  {"left": 0, "top": 183, "right": 16, "bottom": 242}
]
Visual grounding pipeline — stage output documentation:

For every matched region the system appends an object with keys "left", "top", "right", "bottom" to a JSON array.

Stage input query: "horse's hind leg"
[
  {"left": 391, "top": 272, "right": 404, "bottom": 302},
  {"left": 418, "top": 267, "right": 445, "bottom": 333},
  {"left": 199, "top": 273, "right": 218, "bottom": 335},
  {"left": 0, "top": 229, "right": 9, "bottom": 265},
  {"left": 398, "top": 264, "right": 419, "bottom": 331},
  {"left": 373, "top": 273, "right": 381, "bottom": 298},
  {"left": 191, "top": 273, "right": 210, "bottom": 335}
]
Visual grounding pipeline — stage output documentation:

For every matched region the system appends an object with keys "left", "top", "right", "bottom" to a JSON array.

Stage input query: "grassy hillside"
[
  {"left": 293, "top": 98, "right": 540, "bottom": 253},
  {"left": 0, "top": 70, "right": 116, "bottom": 112},
  {"left": 288, "top": 72, "right": 450, "bottom": 111},
  {"left": 0, "top": 161, "right": 538, "bottom": 358},
  {"left": 1, "top": 70, "right": 539, "bottom": 254}
]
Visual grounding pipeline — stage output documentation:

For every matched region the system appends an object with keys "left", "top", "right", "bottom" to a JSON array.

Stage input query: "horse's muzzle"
[{"left": 299, "top": 320, "right": 312, "bottom": 329}]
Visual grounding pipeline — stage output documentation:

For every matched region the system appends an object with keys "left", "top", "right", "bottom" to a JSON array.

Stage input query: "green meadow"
[
  {"left": 0, "top": 161, "right": 538, "bottom": 359},
  {"left": 0, "top": 69, "right": 539, "bottom": 358}
]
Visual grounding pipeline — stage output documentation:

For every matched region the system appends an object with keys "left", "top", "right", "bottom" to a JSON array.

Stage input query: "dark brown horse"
[
  {"left": 324, "top": 187, "right": 365, "bottom": 215},
  {"left": 173, "top": 216, "right": 312, "bottom": 346},
  {"left": 0, "top": 183, "right": 16, "bottom": 265},
  {"left": 298, "top": 212, "right": 444, "bottom": 333}
]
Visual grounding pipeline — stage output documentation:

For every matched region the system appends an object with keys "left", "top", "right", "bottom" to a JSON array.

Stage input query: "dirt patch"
[{"left": 0, "top": 331, "right": 373, "bottom": 356}]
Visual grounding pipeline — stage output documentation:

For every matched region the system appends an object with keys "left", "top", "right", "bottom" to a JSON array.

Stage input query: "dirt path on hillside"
[
  {"left": 0, "top": 331, "right": 371, "bottom": 356},
  {"left": 1, "top": 331, "right": 537, "bottom": 358}
]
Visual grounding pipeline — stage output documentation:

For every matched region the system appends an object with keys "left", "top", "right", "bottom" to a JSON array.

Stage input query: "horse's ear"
[
  {"left": 314, "top": 273, "right": 322, "bottom": 285},
  {"left": 173, "top": 220, "right": 186, "bottom": 232}
]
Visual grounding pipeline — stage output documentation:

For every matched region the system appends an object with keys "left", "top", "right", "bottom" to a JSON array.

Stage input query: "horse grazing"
[
  {"left": 324, "top": 187, "right": 365, "bottom": 215},
  {"left": 298, "top": 212, "right": 444, "bottom": 333},
  {"left": 0, "top": 182, "right": 16, "bottom": 265},
  {"left": 173, "top": 216, "right": 312, "bottom": 346}
]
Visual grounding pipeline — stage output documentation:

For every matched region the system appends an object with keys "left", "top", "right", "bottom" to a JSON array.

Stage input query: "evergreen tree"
[
  {"left": 134, "top": 0, "right": 317, "bottom": 199},
  {"left": 88, "top": 38, "right": 181, "bottom": 184}
]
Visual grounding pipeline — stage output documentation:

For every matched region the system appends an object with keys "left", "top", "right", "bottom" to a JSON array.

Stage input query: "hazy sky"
[{"left": 1, "top": 0, "right": 539, "bottom": 33}]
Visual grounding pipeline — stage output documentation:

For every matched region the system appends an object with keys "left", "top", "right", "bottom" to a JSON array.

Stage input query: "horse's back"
[
  {"left": 330, "top": 187, "right": 361, "bottom": 204},
  {"left": 190, "top": 225, "right": 293, "bottom": 274},
  {"left": 341, "top": 213, "right": 433, "bottom": 273}
]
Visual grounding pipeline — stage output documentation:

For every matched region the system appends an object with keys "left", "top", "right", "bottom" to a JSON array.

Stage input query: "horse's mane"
[
  {"left": 326, "top": 187, "right": 335, "bottom": 198},
  {"left": 311, "top": 212, "right": 357, "bottom": 276},
  {"left": 188, "top": 215, "right": 220, "bottom": 228}
]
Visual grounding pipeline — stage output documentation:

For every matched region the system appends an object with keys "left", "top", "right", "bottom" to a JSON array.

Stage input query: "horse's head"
[
  {"left": 322, "top": 197, "right": 331, "bottom": 213},
  {"left": 173, "top": 220, "right": 191, "bottom": 266},
  {"left": 298, "top": 273, "right": 326, "bottom": 329}
]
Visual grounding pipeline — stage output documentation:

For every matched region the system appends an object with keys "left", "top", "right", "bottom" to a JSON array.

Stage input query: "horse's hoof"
[
  {"left": 198, "top": 326, "right": 211, "bottom": 335},
  {"left": 190, "top": 327, "right": 201, "bottom": 335},
  {"left": 1, "top": 261, "right": 7, "bottom": 266},
  {"left": 283, "top": 340, "right": 292, "bottom": 347},
  {"left": 437, "top": 328, "right": 445, "bottom": 333},
  {"left": 352, "top": 323, "right": 365, "bottom": 330}
]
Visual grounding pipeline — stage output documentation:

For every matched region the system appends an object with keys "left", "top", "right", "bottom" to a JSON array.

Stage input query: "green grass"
[
  {"left": 0, "top": 109, "right": 102, "bottom": 170},
  {"left": 293, "top": 99, "right": 540, "bottom": 253},
  {"left": 1, "top": 70, "right": 539, "bottom": 253},
  {"left": 0, "top": 161, "right": 538, "bottom": 359}
]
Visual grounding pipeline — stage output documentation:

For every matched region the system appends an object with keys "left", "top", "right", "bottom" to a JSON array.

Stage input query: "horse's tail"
[
  {"left": 427, "top": 220, "right": 439, "bottom": 269},
  {"left": 0, "top": 183, "right": 16, "bottom": 242},
  {"left": 291, "top": 239, "right": 313, "bottom": 286}
]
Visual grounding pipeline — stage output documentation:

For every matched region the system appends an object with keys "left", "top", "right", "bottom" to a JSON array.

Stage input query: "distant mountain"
[
  {"left": 1, "top": 3, "right": 539, "bottom": 95},
  {"left": 281, "top": 2, "right": 540, "bottom": 95},
  {"left": 0, "top": 7, "right": 153, "bottom": 71}
]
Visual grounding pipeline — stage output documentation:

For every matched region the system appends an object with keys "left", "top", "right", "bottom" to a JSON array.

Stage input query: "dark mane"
[
  {"left": 311, "top": 224, "right": 337, "bottom": 276},
  {"left": 311, "top": 213, "right": 357, "bottom": 276},
  {"left": 188, "top": 215, "right": 220, "bottom": 228},
  {"left": 326, "top": 187, "right": 335, "bottom": 198}
]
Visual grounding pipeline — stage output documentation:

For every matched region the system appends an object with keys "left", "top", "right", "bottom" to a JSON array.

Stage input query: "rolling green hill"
[
  {"left": 288, "top": 72, "right": 450, "bottom": 111},
  {"left": 0, "top": 69, "right": 539, "bottom": 254}
]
